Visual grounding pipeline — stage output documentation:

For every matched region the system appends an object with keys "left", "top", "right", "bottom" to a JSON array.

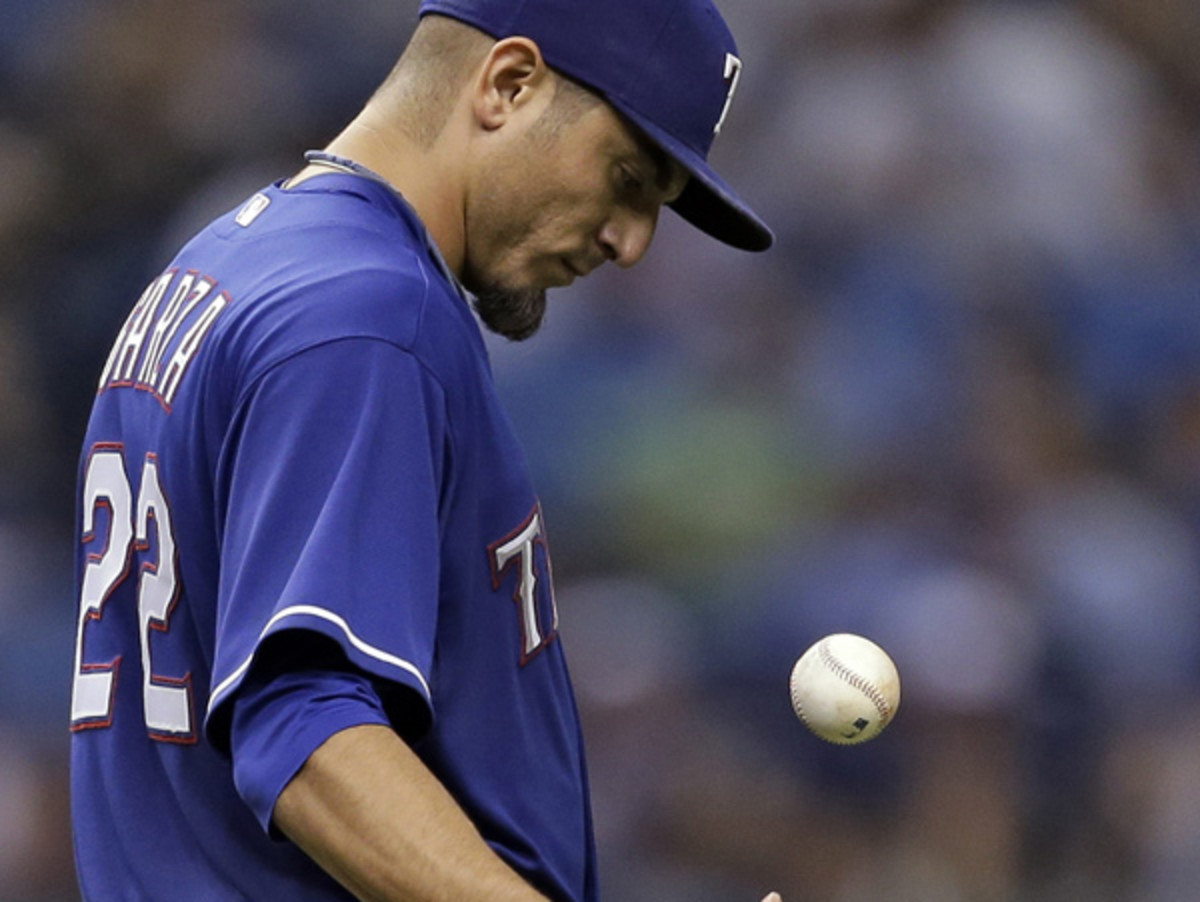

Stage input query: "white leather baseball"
[{"left": 790, "top": 633, "right": 900, "bottom": 745}]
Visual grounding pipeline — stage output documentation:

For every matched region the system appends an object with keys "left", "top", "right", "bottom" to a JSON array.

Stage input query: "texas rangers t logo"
[
  {"left": 489, "top": 505, "right": 560, "bottom": 665},
  {"left": 714, "top": 52, "right": 743, "bottom": 136}
]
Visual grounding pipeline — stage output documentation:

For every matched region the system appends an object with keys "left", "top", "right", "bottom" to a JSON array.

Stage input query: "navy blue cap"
[{"left": 419, "top": 0, "right": 774, "bottom": 252}]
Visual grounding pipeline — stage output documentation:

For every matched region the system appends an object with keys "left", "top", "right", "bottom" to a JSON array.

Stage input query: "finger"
[{"left": 761, "top": 894, "right": 782, "bottom": 902}]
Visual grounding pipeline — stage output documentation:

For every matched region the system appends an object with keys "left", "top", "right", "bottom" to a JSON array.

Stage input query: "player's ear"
[{"left": 472, "top": 37, "right": 549, "bottom": 131}]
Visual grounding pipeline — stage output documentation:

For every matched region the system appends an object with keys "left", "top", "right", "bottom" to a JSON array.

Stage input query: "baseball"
[{"left": 789, "top": 633, "right": 900, "bottom": 745}]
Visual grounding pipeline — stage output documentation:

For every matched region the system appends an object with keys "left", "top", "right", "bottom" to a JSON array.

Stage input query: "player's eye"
[{"left": 617, "top": 165, "right": 645, "bottom": 200}]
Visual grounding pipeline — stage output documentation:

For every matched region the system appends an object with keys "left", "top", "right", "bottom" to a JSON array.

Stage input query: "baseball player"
[{"left": 69, "top": 0, "right": 773, "bottom": 899}]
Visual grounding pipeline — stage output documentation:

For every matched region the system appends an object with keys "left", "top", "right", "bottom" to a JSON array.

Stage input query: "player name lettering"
[{"left": 97, "top": 269, "right": 229, "bottom": 410}]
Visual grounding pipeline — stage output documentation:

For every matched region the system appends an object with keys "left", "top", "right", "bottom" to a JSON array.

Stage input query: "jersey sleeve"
[
  {"left": 230, "top": 662, "right": 391, "bottom": 837},
  {"left": 204, "top": 336, "right": 448, "bottom": 752}
]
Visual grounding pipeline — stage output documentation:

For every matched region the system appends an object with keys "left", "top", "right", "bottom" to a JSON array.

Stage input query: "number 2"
[{"left": 70, "top": 445, "right": 195, "bottom": 742}]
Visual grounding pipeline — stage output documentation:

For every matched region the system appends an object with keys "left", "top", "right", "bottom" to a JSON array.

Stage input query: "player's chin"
[{"left": 472, "top": 284, "right": 548, "bottom": 342}]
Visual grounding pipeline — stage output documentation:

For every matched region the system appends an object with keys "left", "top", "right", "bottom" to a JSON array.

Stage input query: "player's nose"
[{"left": 598, "top": 208, "right": 657, "bottom": 268}]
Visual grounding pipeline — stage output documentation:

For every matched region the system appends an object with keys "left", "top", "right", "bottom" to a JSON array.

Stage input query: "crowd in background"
[{"left": 3, "top": 0, "right": 1200, "bottom": 898}]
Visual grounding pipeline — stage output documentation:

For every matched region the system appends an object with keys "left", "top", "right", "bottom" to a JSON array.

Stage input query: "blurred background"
[{"left": 3, "top": 0, "right": 1200, "bottom": 898}]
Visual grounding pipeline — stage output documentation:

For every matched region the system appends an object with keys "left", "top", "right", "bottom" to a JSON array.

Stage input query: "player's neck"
[{"left": 321, "top": 115, "right": 467, "bottom": 277}]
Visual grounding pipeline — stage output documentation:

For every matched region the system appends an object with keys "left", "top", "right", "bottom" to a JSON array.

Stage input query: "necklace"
[{"left": 304, "top": 150, "right": 395, "bottom": 190}]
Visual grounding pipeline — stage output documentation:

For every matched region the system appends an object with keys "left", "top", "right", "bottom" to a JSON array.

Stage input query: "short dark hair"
[
  {"left": 382, "top": 16, "right": 602, "bottom": 150},
  {"left": 379, "top": 16, "right": 494, "bottom": 148}
]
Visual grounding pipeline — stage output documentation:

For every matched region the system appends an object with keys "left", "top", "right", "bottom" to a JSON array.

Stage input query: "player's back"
[{"left": 68, "top": 174, "right": 458, "bottom": 900}]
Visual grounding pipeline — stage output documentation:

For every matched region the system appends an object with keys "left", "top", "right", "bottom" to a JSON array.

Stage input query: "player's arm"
[
  {"left": 275, "top": 722, "right": 549, "bottom": 902},
  {"left": 227, "top": 635, "right": 546, "bottom": 902},
  {"left": 278, "top": 725, "right": 780, "bottom": 902}
]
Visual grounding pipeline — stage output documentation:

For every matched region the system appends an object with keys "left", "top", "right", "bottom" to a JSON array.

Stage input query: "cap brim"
[{"left": 613, "top": 101, "right": 774, "bottom": 253}]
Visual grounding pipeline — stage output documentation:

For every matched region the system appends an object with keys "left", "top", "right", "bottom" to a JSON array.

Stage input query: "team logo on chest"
[{"left": 488, "top": 503, "right": 559, "bottom": 666}]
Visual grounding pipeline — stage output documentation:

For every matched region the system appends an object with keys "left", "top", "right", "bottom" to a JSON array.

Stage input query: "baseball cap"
[{"left": 418, "top": 0, "right": 774, "bottom": 252}]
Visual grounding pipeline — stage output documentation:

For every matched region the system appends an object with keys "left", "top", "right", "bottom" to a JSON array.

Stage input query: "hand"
[{"left": 761, "top": 894, "right": 782, "bottom": 902}]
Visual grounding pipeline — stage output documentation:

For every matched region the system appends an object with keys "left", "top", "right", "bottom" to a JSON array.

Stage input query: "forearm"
[{"left": 275, "top": 723, "right": 548, "bottom": 902}]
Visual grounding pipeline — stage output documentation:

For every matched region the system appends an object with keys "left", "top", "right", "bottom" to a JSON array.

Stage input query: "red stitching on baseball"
[{"left": 818, "top": 638, "right": 893, "bottom": 725}]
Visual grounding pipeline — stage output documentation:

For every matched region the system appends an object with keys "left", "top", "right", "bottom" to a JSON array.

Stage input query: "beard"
[{"left": 471, "top": 283, "right": 548, "bottom": 342}]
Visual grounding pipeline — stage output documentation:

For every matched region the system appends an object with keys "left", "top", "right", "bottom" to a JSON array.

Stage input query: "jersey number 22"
[{"left": 70, "top": 444, "right": 195, "bottom": 742}]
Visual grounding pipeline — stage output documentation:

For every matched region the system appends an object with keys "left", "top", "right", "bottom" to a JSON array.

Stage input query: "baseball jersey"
[{"left": 69, "top": 168, "right": 597, "bottom": 900}]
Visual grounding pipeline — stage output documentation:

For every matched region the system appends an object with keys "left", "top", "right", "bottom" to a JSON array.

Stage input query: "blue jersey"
[{"left": 69, "top": 171, "right": 597, "bottom": 900}]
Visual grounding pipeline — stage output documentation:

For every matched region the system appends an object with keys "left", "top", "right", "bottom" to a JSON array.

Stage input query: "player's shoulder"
[{"left": 180, "top": 174, "right": 482, "bottom": 380}]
